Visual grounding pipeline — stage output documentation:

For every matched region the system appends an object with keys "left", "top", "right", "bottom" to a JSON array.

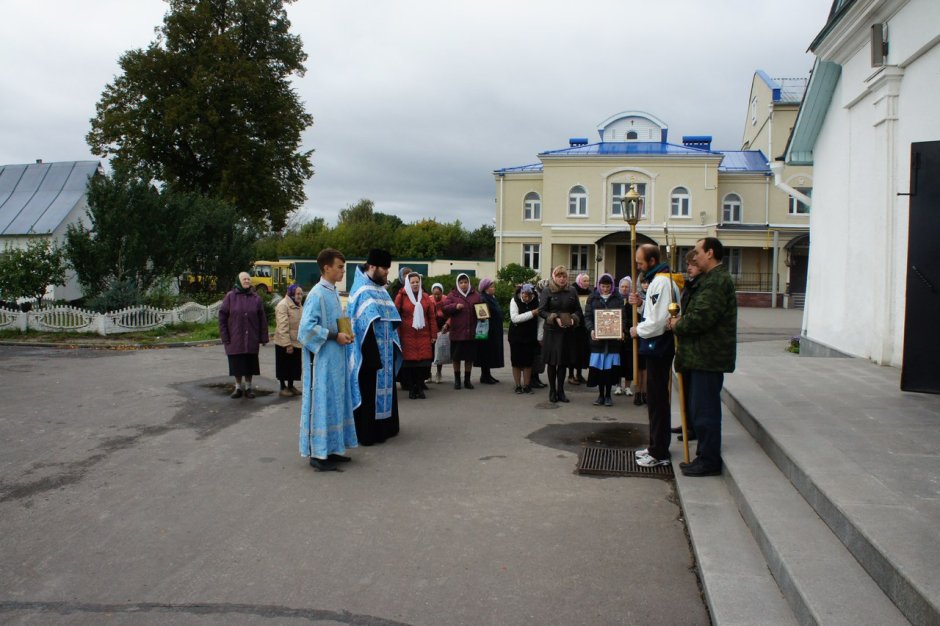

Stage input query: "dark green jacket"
[{"left": 674, "top": 264, "right": 737, "bottom": 372}]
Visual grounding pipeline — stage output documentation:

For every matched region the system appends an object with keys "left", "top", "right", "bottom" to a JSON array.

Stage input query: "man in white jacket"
[{"left": 629, "top": 244, "right": 678, "bottom": 467}]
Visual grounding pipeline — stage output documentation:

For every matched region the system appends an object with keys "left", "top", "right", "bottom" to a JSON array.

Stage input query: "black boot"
[
  {"left": 549, "top": 387, "right": 558, "bottom": 403},
  {"left": 463, "top": 372, "right": 474, "bottom": 389},
  {"left": 454, "top": 373, "right": 462, "bottom": 390}
]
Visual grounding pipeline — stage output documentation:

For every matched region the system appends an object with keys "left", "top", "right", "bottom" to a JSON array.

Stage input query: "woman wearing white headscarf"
[{"left": 393, "top": 272, "right": 438, "bottom": 399}]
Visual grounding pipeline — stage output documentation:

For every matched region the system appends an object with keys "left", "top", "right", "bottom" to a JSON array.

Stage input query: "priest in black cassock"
[{"left": 348, "top": 249, "right": 403, "bottom": 445}]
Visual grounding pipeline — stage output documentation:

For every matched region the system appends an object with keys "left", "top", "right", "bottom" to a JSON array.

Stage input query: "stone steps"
[{"left": 675, "top": 400, "right": 913, "bottom": 625}]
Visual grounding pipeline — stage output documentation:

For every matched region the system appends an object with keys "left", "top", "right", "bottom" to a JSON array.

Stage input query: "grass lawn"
[{"left": 0, "top": 321, "right": 225, "bottom": 346}]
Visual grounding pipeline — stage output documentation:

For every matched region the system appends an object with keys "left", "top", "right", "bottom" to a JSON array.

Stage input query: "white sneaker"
[
  {"left": 635, "top": 448, "right": 649, "bottom": 459},
  {"left": 637, "top": 455, "right": 670, "bottom": 467},
  {"left": 613, "top": 386, "right": 623, "bottom": 396},
  {"left": 624, "top": 387, "right": 634, "bottom": 396}
]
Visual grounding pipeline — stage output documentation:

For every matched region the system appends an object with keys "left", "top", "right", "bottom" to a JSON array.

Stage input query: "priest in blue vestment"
[
  {"left": 348, "top": 249, "right": 402, "bottom": 445},
  {"left": 298, "top": 248, "right": 358, "bottom": 472}
]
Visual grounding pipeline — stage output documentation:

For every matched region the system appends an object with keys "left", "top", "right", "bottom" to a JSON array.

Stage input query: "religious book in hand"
[
  {"left": 337, "top": 317, "right": 353, "bottom": 337},
  {"left": 558, "top": 312, "right": 573, "bottom": 327}
]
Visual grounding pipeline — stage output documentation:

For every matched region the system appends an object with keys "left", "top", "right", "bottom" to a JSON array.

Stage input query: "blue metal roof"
[
  {"left": 718, "top": 151, "right": 770, "bottom": 173},
  {"left": 0, "top": 161, "right": 100, "bottom": 236},
  {"left": 538, "top": 142, "right": 722, "bottom": 157},
  {"left": 756, "top": 70, "right": 808, "bottom": 104},
  {"left": 494, "top": 163, "right": 544, "bottom": 174}
]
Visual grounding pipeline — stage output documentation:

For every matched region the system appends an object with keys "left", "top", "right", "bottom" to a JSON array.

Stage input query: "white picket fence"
[{"left": 0, "top": 300, "right": 225, "bottom": 336}]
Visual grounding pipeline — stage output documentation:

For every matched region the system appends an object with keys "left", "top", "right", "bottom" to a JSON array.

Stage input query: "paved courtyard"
[{"left": 0, "top": 335, "right": 720, "bottom": 625}]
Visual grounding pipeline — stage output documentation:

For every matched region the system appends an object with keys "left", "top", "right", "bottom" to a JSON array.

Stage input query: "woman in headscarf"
[
  {"left": 393, "top": 272, "right": 438, "bottom": 399},
  {"left": 529, "top": 278, "right": 549, "bottom": 389},
  {"left": 613, "top": 276, "right": 635, "bottom": 397},
  {"left": 219, "top": 271, "right": 269, "bottom": 399},
  {"left": 538, "top": 265, "right": 584, "bottom": 403},
  {"left": 569, "top": 272, "right": 592, "bottom": 385},
  {"left": 509, "top": 283, "right": 540, "bottom": 393},
  {"left": 430, "top": 282, "right": 449, "bottom": 384},
  {"left": 443, "top": 273, "right": 483, "bottom": 390},
  {"left": 584, "top": 274, "right": 626, "bottom": 406},
  {"left": 475, "top": 277, "right": 504, "bottom": 384},
  {"left": 274, "top": 283, "right": 304, "bottom": 397}
]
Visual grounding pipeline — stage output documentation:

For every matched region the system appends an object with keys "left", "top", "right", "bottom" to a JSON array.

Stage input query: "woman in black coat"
[
  {"left": 584, "top": 273, "right": 626, "bottom": 406},
  {"left": 538, "top": 265, "right": 584, "bottom": 403},
  {"left": 475, "top": 277, "right": 504, "bottom": 384}
]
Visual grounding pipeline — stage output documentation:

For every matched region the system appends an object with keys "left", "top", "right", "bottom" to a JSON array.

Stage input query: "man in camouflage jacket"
[{"left": 667, "top": 237, "right": 737, "bottom": 476}]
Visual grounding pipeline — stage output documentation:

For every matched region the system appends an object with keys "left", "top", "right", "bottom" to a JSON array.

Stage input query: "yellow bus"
[{"left": 250, "top": 261, "right": 293, "bottom": 295}]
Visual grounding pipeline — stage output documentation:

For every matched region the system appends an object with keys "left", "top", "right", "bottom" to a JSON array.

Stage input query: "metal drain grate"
[{"left": 576, "top": 446, "right": 674, "bottom": 478}]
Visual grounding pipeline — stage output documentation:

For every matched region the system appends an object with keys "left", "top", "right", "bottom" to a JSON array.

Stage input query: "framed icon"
[
  {"left": 594, "top": 309, "right": 623, "bottom": 340},
  {"left": 474, "top": 303, "right": 490, "bottom": 319}
]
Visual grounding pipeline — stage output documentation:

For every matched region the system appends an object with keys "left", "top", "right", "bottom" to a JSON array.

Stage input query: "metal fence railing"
[{"left": 730, "top": 272, "right": 775, "bottom": 291}]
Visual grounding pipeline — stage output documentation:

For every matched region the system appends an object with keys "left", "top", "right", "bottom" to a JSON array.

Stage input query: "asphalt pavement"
[{"left": 0, "top": 341, "right": 709, "bottom": 625}]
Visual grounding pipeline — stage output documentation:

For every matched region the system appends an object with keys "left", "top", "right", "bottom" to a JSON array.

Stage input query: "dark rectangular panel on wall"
[{"left": 901, "top": 141, "right": 940, "bottom": 393}]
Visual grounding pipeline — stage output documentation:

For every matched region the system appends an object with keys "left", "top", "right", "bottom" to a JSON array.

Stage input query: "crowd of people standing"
[{"left": 222, "top": 239, "right": 737, "bottom": 477}]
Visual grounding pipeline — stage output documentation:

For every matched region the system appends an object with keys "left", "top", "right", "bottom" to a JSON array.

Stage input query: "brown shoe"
[
  {"left": 289, "top": 386, "right": 302, "bottom": 396},
  {"left": 279, "top": 389, "right": 293, "bottom": 397}
]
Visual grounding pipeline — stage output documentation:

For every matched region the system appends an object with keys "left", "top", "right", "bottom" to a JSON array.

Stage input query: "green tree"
[
  {"left": 0, "top": 239, "right": 68, "bottom": 307},
  {"left": 171, "top": 191, "right": 258, "bottom": 293},
  {"left": 496, "top": 262, "right": 538, "bottom": 286},
  {"left": 86, "top": 0, "right": 313, "bottom": 230},
  {"left": 64, "top": 174, "right": 176, "bottom": 298}
]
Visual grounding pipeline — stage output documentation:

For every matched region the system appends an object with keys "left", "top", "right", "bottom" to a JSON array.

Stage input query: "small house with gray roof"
[{"left": 0, "top": 160, "right": 102, "bottom": 301}]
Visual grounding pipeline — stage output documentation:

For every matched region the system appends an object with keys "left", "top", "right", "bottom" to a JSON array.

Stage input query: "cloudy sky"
[{"left": 1, "top": 0, "right": 832, "bottom": 229}]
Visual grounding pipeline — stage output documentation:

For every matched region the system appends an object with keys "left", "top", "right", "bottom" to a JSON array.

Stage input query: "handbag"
[
  {"left": 434, "top": 332, "right": 451, "bottom": 364},
  {"left": 474, "top": 319, "right": 490, "bottom": 340}
]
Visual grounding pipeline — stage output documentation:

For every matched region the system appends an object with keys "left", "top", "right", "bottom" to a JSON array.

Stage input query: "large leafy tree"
[{"left": 86, "top": 0, "right": 313, "bottom": 229}]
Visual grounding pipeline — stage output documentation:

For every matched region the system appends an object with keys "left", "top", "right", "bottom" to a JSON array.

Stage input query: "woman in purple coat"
[
  {"left": 443, "top": 273, "right": 483, "bottom": 390},
  {"left": 219, "top": 272, "right": 269, "bottom": 399}
]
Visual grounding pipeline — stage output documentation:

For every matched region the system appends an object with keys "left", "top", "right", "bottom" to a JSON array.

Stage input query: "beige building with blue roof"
[{"left": 494, "top": 72, "right": 811, "bottom": 307}]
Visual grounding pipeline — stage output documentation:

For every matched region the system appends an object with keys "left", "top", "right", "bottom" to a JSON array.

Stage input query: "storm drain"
[{"left": 576, "top": 446, "right": 674, "bottom": 478}]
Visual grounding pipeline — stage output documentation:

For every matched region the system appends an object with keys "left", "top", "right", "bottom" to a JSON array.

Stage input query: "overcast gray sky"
[{"left": 1, "top": 0, "right": 831, "bottom": 229}]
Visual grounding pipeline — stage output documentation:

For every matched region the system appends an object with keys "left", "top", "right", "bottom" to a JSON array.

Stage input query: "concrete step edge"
[
  {"left": 720, "top": 413, "right": 909, "bottom": 625},
  {"left": 675, "top": 464, "right": 798, "bottom": 626},
  {"left": 722, "top": 386, "right": 939, "bottom": 626}
]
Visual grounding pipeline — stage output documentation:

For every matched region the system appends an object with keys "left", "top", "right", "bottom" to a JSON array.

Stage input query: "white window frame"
[
  {"left": 568, "top": 185, "right": 588, "bottom": 217},
  {"left": 611, "top": 182, "right": 648, "bottom": 218},
  {"left": 789, "top": 187, "right": 811, "bottom": 215},
  {"left": 722, "top": 193, "right": 742, "bottom": 223},
  {"left": 670, "top": 186, "right": 691, "bottom": 218},
  {"left": 523, "top": 192, "right": 541, "bottom": 221},
  {"left": 726, "top": 247, "right": 742, "bottom": 276},
  {"left": 522, "top": 243, "right": 541, "bottom": 271},
  {"left": 570, "top": 245, "right": 589, "bottom": 272}
]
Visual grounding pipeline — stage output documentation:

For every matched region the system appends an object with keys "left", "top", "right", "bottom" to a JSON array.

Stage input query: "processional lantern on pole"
[{"left": 620, "top": 183, "right": 643, "bottom": 395}]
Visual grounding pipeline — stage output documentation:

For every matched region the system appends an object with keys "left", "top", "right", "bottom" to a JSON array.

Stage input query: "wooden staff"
[{"left": 668, "top": 302, "right": 690, "bottom": 464}]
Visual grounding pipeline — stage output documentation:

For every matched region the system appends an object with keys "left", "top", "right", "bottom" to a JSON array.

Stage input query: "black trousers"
[
  {"left": 645, "top": 353, "right": 674, "bottom": 460},
  {"left": 687, "top": 370, "right": 724, "bottom": 469}
]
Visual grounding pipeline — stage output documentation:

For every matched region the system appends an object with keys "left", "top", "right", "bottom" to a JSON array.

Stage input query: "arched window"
[
  {"left": 670, "top": 186, "right": 691, "bottom": 217},
  {"left": 722, "top": 193, "right": 742, "bottom": 223},
  {"left": 568, "top": 185, "right": 588, "bottom": 216},
  {"left": 626, "top": 130, "right": 638, "bottom": 140},
  {"left": 523, "top": 192, "right": 541, "bottom": 220}
]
